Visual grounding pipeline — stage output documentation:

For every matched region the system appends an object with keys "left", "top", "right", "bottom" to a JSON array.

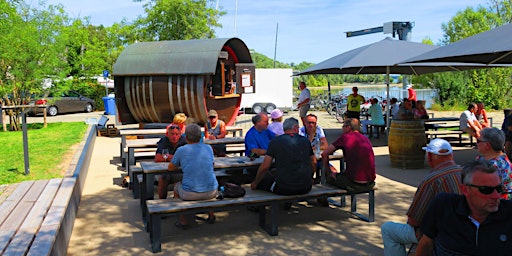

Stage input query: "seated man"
[
  {"left": 381, "top": 139, "right": 462, "bottom": 256},
  {"left": 154, "top": 124, "right": 187, "bottom": 199},
  {"left": 204, "top": 109, "right": 227, "bottom": 157},
  {"left": 251, "top": 118, "right": 315, "bottom": 195},
  {"left": 321, "top": 118, "right": 376, "bottom": 193},
  {"left": 460, "top": 102, "right": 483, "bottom": 138},
  {"left": 416, "top": 161, "right": 512, "bottom": 255},
  {"left": 395, "top": 98, "right": 414, "bottom": 120},
  {"left": 168, "top": 124, "right": 218, "bottom": 229},
  {"left": 245, "top": 113, "right": 275, "bottom": 157},
  {"left": 389, "top": 98, "right": 400, "bottom": 119},
  {"left": 361, "top": 98, "right": 385, "bottom": 137},
  {"left": 299, "top": 113, "right": 335, "bottom": 183},
  {"left": 299, "top": 114, "right": 328, "bottom": 156}
]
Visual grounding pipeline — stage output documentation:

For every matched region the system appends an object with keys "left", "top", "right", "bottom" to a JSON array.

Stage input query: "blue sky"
[{"left": 44, "top": 0, "right": 486, "bottom": 64}]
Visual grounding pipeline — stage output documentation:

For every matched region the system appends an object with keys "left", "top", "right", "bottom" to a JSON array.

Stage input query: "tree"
[
  {"left": 418, "top": 1, "right": 512, "bottom": 109},
  {"left": 133, "top": 0, "right": 223, "bottom": 41},
  {"left": 0, "top": 1, "right": 72, "bottom": 130}
]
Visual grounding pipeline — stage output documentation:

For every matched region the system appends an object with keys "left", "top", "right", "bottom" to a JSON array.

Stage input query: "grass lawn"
[{"left": 0, "top": 122, "right": 88, "bottom": 185}]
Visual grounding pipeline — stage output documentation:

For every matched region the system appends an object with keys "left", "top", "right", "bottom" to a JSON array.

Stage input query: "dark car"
[{"left": 29, "top": 90, "right": 95, "bottom": 116}]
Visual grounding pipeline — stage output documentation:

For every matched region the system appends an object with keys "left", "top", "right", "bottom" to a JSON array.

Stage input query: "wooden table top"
[{"left": 140, "top": 152, "right": 344, "bottom": 174}]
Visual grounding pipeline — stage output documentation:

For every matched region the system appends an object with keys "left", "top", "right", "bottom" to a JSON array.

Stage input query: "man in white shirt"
[
  {"left": 460, "top": 103, "right": 483, "bottom": 138},
  {"left": 296, "top": 81, "right": 311, "bottom": 126}
]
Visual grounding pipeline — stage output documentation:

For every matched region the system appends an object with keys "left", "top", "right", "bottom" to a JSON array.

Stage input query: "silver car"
[{"left": 29, "top": 90, "right": 95, "bottom": 116}]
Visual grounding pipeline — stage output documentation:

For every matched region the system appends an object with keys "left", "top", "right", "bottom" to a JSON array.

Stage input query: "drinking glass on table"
[{"left": 162, "top": 149, "right": 170, "bottom": 162}]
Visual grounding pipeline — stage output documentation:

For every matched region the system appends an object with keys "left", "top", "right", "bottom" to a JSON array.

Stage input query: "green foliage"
[
  {"left": 419, "top": 1, "right": 512, "bottom": 110},
  {"left": 134, "top": 0, "right": 223, "bottom": 41},
  {"left": 0, "top": 122, "right": 88, "bottom": 184}
]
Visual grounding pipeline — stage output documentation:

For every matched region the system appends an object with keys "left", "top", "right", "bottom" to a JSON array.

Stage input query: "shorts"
[
  {"left": 299, "top": 104, "right": 310, "bottom": 118},
  {"left": 327, "top": 173, "right": 375, "bottom": 193},
  {"left": 173, "top": 182, "right": 218, "bottom": 201}
]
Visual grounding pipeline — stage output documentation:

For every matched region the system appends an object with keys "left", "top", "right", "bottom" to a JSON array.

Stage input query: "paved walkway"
[{"left": 66, "top": 110, "right": 484, "bottom": 255}]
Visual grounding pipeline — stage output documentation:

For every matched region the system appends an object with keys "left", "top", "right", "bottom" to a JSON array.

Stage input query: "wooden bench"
[
  {"left": 367, "top": 124, "right": 386, "bottom": 139},
  {"left": 425, "top": 130, "right": 474, "bottom": 145},
  {"left": 146, "top": 184, "right": 375, "bottom": 253},
  {"left": 0, "top": 178, "right": 75, "bottom": 256}
]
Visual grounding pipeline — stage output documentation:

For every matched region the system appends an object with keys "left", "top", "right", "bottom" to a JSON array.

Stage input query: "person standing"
[
  {"left": 346, "top": 87, "right": 365, "bottom": 120},
  {"left": 416, "top": 161, "right": 512, "bottom": 255},
  {"left": 406, "top": 84, "right": 416, "bottom": 103},
  {"left": 154, "top": 124, "right": 187, "bottom": 199},
  {"left": 251, "top": 117, "right": 315, "bottom": 195},
  {"left": 168, "top": 124, "right": 218, "bottom": 229},
  {"left": 475, "top": 127, "right": 512, "bottom": 200},
  {"left": 381, "top": 138, "right": 462, "bottom": 256},
  {"left": 267, "top": 108, "right": 284, "bottom": 136},
  {"left": 296, "top": 81, "right": 311, "bottom": 126},
  {"left": 321, "top": 118, "right": 376, "bottom": 193},
  {"left": 204, "top": 109, "right": 227, "bottom": 157},
  {"left": 460, "top": 102, "right": 483, "bottom": 138},
  {"left": 361, "top": 98, "right": 385, "bottom": 136}
]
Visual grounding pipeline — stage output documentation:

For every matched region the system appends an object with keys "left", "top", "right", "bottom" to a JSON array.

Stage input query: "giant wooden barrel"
[
  {"left": 113, "top": 38, "right": 255, "bottom": 126},
  {"left": 388, "top": 120, "right": 427, "bottom": 169}
]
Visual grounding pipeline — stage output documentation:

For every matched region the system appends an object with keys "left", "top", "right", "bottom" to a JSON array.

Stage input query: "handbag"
[{"left": 218, "top": 182, "right": 246, "bottom": 198}]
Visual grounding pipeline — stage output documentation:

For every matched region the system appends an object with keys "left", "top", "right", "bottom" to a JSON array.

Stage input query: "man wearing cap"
[
  {"left": 268, "top": 109, "right": 284, "bottom": 136},
  {"left": 205, "top": 109, "right": 227, "bottom": 157},
  {"left": 381, "top": 138, "right": 462, "bottom": 256},
  {"left": 296, "top": 81, "right": 311, "bottom": 126},
  {"left": 406, "top": 84, "right": 416, "bottom": 104}
]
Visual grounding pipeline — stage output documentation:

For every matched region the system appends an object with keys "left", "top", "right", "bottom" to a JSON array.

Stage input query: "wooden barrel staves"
[{"left": 388, "top": 120, "right": 427, "bottom": 169}]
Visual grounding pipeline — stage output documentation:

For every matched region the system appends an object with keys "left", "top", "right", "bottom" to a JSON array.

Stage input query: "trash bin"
[{"left": 102, "top": 96, "right": 116, "bottom": 115}]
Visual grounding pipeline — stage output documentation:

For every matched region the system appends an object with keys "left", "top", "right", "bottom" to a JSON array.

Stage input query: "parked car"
[{"left": 28, "top": 90, "right": 95, "bottom": 116}]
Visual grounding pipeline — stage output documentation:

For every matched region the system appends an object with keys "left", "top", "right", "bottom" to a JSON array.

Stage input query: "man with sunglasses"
[
  {"left": 205, "top": 109, "right": 227, "bottom": 157},
  {"left": 381, "top": 138, "right": 462, "bottom": 256},
  {"left": 416, "top": 161, "right": 512, "bottom": 255},
  {"left": 154, "top": 125, "right": 187, "bottom": 199}
]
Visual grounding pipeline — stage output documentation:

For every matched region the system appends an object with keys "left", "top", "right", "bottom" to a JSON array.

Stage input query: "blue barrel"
[{"left": 103, "top": 96, "right": 116, "bottom": 115}]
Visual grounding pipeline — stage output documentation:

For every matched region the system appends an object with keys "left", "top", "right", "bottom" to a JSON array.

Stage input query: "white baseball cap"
[
  {"left": 422, "top": 138, "right": 453, "bottom": 155},
  {"left": 406, "top": 84, "right": 413, "bottom": 89}
]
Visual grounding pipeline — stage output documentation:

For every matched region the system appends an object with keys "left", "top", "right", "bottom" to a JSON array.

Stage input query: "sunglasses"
[
  {"left": 209, "top": 116, "right": 217, "bottom": 119},
  {"left": 465, "top": 183, "right": 504, "bottom": 194},
  {"left": 168, "top": 125, "right": 180, "bottom": 130}
]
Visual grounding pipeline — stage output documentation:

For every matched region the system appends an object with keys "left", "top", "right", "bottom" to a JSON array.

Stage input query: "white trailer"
[{"left": 240, "top": 68, "right": 293, "bottom": 114}]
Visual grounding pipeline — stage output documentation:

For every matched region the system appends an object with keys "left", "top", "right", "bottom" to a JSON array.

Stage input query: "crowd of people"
[{"left": 148, "top": 95, "right": 512, "bottom": 254}]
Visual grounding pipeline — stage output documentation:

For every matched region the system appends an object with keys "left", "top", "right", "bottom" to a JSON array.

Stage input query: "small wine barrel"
[
  {"left": 113, "top": 38, "right": 255, "bottom": 126},
  {"left": 388, "top": 120, "right": 427, "bottom": 169}
]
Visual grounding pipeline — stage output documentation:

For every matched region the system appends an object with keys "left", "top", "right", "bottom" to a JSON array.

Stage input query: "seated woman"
[
  {"left": 412, "top": 100, "right": 429, "bottom": 119},
  {"left": 267, "top": 109, "right": 284, "bottom": 136},
  {"left": 476, "top": 102, "right": 490, "bottom": 127},
  {"left": 166, "top": 113, "right": 187, "bottom": 136},
  {"left": 168, "top": 124, "right": 218, "bottom": 229}
]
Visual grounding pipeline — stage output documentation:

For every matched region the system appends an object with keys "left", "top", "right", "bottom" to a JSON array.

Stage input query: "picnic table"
[{"left": 138, "top": 153, "right": 344, "bottom": 226}]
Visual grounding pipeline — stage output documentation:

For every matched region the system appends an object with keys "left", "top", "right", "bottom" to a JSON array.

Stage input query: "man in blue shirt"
[{"left": 244, "top": 113, "right": 275, "bottom": 157}]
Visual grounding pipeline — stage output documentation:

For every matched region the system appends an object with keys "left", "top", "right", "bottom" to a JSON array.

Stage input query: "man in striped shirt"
[{"left": 381, "top": 139, "right": 462, "bottom": 256}]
